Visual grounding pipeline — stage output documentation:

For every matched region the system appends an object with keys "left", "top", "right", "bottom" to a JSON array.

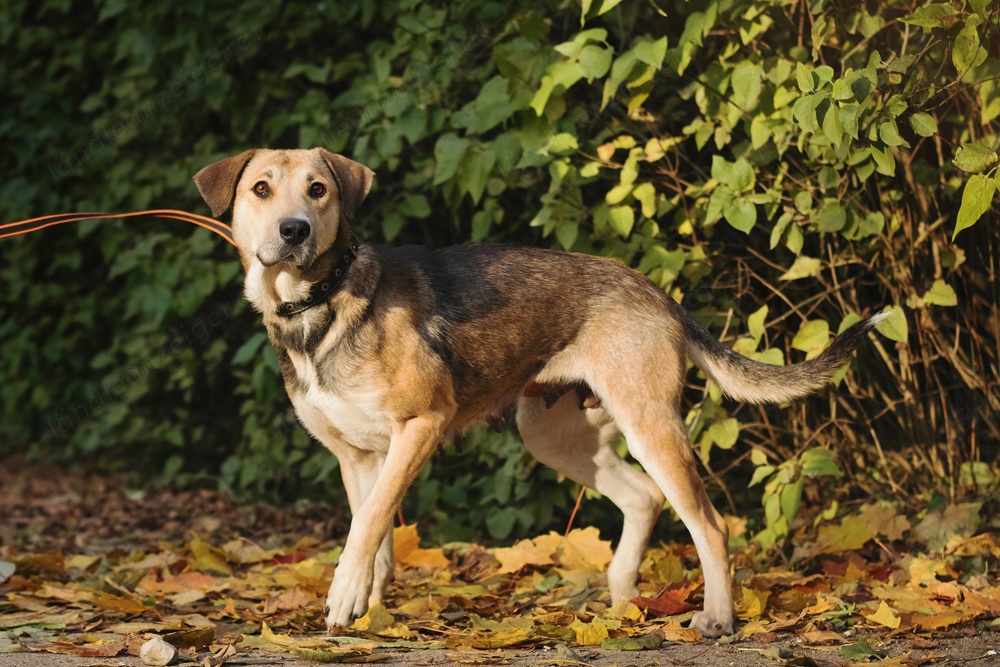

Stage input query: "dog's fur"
[{"left": 194, "top": 148, "right": 886, "bottom": 637}]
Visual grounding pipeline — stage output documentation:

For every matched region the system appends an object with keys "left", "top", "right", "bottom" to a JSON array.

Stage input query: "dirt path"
[{"left": 1, "top": 636, "right": 997, "bottom": 667}]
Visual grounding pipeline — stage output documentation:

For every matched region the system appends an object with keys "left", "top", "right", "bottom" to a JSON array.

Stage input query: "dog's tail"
[{"left": 675, "top": 306, "right": 889, "bottom": 404}]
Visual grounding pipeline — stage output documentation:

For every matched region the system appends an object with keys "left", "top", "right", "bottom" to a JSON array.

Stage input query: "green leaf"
[
  {"left": 471, "top": 211, "right": 492, "bottom": 242},
  {"left": 800, "top": 448, "right": 842, "bottom": 477},
  {"left": 578, "top": 45, "right": 613, "bottom": 81},
  {"left": 530, "top": 76, "right": 555, "bottom": 117},
  {"left": 633, "top": 37, "right": 667, "bottom": 70},
  {"left": 900, "top": 4, "right": 958, "bottom": 29},
  {"left": 485, "top": 507, "right": 518, "bottom": 539},
  {"left": 750, "top": 464, "right": 776, "bottom": 487},
  {"left": 816, "top": 202, "right": 847, "bottom": 233},
  {"left": 232, "top": 332, "right": 267, "bottom": 365},
  {"left": 878, "top": 121, "right": 907, "bottom": 148},
  {"left": 780, "top": 478, "right": 804, "bottom": 522},
  {"left": 555, "top": 220, "right": 578, "bottom": 251},
  {"left": 842, "top": 641, "right": 881, "bottom": 661},
  {"left": 433, "top": 134, "right": 471, "bottom": 185},
  {"left": 748, "top": 305, "right": 768, "bottom": 342},
  {"left": 795, "top": 63, "right": 814, "bottom": 93},
  {"left": 608, "top": 205, "right": 635, "bottom": 238},
  {"left": 400, "top": 193, "right": 431, "bottom": 219},
  {"left": 706, "top": 418, "right": 739, "bottom": 449},
  {"left": 779, "top": 256, "right": 822, "bottom": 281},
  {"left": 953, "top": 22, "right": 988, "bottom": 74},
  {"left": 908, "top": 112, "right": 937, "bottom": 137},
  {"left": 954, "top": 173, "right": 997, "bottom": 239},
  {"left": 953, "top": 143, "right": 999, "bottom": 174},
  {"left": 923, "top": 280, "right": 958, "bottom": 307},
  {"left": 752, "top": 348, "right": 784, "bottom": 366},
  {"left": 632, "top": 182, "right": 656, "bottom": 218},
  {"left": 605, "top": 183, "right": 632, "bottom": 205},
  {"left": 731, "top": 61, "right": 762, "bottom": 111},
  {"left": 722, "top": 196, "right": 756, "bottom": 233},
  {"left": 876, "top": 306, "right": 908, "bottom": 343},
  {"left": 382, "top": 211, "right": 406, "bottom": 241},
  {"left": 581, "top": 0, "right": 623, "bottom": 25},
  {"left": 871, "top": 146, "right": 896, "bottom": 176},
  {"left": 710, "top": 156, "right": 755, "bottom": 193},
  {"left": 554, "top": 28, "right": 608, "bottom": 58},
  {"left": 791, "top": 320, "right": 830, "bottom": 355}
]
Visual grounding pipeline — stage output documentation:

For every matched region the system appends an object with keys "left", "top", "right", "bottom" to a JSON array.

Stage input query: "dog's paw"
[
  {"left": 324, "top": 565, "right": 374, "bottom": 630},
  {"left": 689, "top": 610, "right": 734, "bottom": 638}
]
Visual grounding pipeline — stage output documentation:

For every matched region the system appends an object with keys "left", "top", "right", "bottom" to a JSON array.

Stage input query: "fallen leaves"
[{"left": 1, "top": 465, "right": 998, "bottom": 666}]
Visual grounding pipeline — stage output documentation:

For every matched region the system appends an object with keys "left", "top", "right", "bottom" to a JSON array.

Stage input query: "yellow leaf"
[
  {"left": 738, "top": 586, "right": 769, "bottom": 619},
  {"left": 351, "top": 603, "right": 412, "bottom": 638},
  {"left": 658, "top": 620, "right": 702, "bottom": 643},
  {"left": 393, "top": 525, "right": 450, "bottom": 569},
  {"left": 800, "top": 630, "right": 845, "bottom": 645},
  {"left": 570, "top": 618, "right": 618, "bottom": 646},
  {"left": 606, "top": 600, "right": 642, "bottom": 620},
  {"left": 911, "top": 611, "right": 969, "bottom": 630},
  {"left": 559, "top": 527, "right": 613, "bottom": 569},
  {"left": 91, "top": 591, "right": 146, "bottom": 614},
  {"left": 493, "top": 538, "right": 557, "bottom": 574},
  {"left": 862, "top": 600, "right": 901, "bottom": 629},
  {"left": 261, "top": 621, "right": 300, "bottom": 648},
  {"left": 740, "top": 619, "right": 771, "bottom": 636},
  {"left": 65, "top": 555, "right": 100, "bottom": 571},
  {"left": 804, "top": 594, "right": 838, "bottom": 615},
  {"left": 186, "top": 537, "right": 232, "bottom": 576}
]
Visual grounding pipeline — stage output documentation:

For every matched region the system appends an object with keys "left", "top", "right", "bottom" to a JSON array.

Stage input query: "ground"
[{"left": 1, "top": 459, "right": 997, "bottom": 666}]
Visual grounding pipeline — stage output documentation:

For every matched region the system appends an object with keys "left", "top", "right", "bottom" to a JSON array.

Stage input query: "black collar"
[{"left": 274, "top": 238, "right": 359, "bottom": 318}]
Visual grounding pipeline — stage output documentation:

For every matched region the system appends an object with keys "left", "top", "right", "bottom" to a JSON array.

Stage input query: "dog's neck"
[{"left": 245, "top": 227, "right": 357, "bottom": 319}]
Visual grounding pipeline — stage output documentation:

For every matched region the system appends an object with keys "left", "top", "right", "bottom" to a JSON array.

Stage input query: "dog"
[{"left": 193, "top": 148, "right": 886, "bottom": 637}]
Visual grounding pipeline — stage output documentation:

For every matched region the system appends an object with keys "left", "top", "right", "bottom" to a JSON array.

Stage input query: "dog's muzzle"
[{"left": 255, "top": 218, "right": 317, "bottom": 267}]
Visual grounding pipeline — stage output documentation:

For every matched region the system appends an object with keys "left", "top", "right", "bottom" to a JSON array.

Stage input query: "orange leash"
[{"left": 0, "top": 209, "right": 236, "bottom": 247}]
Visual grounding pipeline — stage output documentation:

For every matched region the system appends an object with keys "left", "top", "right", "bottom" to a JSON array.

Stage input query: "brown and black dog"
[{"left": 194, "top": 148, "right": 886, "bottom": 637}]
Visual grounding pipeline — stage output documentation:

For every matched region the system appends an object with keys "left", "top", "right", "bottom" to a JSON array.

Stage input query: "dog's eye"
[
  {"left": 309, "top": 182, "right": 327, "bottom": 198},
  {"left": 253, "top": 181, "right": 270, "bottom": 198}
]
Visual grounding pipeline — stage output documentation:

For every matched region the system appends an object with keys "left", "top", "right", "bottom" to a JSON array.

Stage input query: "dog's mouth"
[{"left": 256, "top": 241, "right": 317, "bottom": 270}]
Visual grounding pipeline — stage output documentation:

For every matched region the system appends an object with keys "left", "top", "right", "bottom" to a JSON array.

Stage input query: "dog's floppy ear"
[
  {"left": 318, "top": 149, "right": 374, "bottom": 222},
  {"left": 193, "top": 150, "right": 257, "bottom": 217}
]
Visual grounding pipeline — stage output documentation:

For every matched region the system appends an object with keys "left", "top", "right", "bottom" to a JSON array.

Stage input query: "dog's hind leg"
[
  {"left": 516, "top": 392, "right": 665, "bottom": 603},
  {"left": 609, "top": 399, "right": 734, "bottom": 637}
]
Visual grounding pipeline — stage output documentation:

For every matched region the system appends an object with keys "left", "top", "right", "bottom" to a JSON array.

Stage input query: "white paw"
[
  {"left": 608, "top": 581, "right": 640, "bottom": 605},
  {"left": 324, "top": 560, "right": 374, "bottom": 630},
  {"left": 689, "top": 609, "right": 734, "bottom": 638}
]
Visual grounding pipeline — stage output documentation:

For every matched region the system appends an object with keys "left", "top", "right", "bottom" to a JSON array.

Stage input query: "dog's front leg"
[
  {"left": 335, "top": 449, "right": 395, "bottom": 607},
  {"left": 325, "top": 413, "right": 451, "bottom": 629}
]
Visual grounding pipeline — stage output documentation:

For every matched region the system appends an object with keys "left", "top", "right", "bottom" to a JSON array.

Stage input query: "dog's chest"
[{"left": 286, "top": 352, "right": 391, "bottom": 452}]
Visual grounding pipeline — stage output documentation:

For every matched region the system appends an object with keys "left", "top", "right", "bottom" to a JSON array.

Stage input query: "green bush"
[{"left": 1, "top": 0, "right": 997, "bottom": 544}]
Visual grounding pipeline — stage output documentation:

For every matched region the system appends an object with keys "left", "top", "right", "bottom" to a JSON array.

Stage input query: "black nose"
[{"left": 279, "top": 218, "right": 311, "bottom": 245}]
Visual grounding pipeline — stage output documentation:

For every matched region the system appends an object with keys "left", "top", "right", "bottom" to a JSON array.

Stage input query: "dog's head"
[{"left": 194, "top": 148, "right": 373, "bottom": 271}]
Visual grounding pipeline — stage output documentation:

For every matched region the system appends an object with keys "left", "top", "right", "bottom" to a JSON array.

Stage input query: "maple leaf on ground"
[
  {"left": 794, "top": 504, "right": 909, "bottom": 560},
  {"left": 912, "top": 503, "right": 982, "bottom": 554},
  {"left": 569, "top": 617, "right": 619, "bottom": 646},
  {"left": 493, "top": 528, "right": 612, "bottom": 575},
  {"left": 393, "top": 525, "right": 450, "bottom": 569},
  {"left": 738, "top": 586, "right": 770, "bottom": 619}
]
